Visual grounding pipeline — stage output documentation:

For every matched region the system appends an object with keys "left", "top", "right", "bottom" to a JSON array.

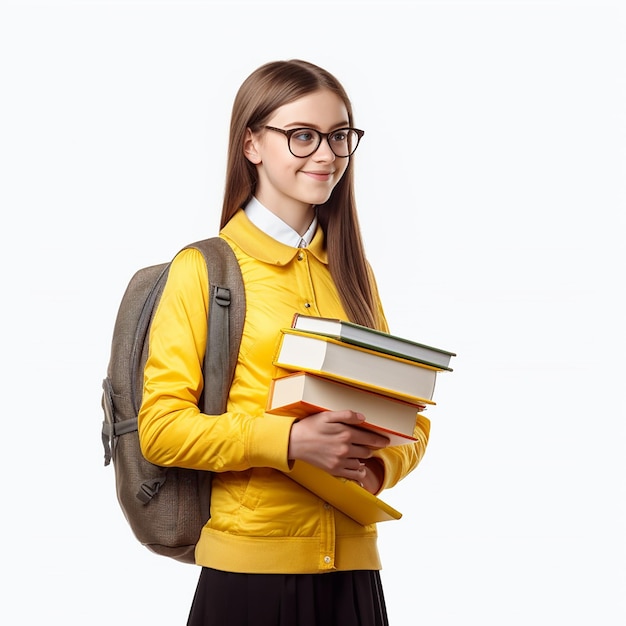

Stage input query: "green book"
[{"left": 291, "top": 314, "right": 456, "bottom": 371}]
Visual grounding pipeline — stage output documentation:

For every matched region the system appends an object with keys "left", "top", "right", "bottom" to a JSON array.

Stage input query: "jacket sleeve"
[
  {"left": 138, "top": 248, "right": 295, "bottom": 473},
  {"left": 366, "top": 262, "right": 431, "bottom": 491},
  {"left": 373, "top": 413, "right": 430, "bottom": 492}
]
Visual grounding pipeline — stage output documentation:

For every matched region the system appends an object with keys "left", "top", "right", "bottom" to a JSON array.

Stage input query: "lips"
[{"left": 302, "top": 171, "right": 334, "bottom": 182}]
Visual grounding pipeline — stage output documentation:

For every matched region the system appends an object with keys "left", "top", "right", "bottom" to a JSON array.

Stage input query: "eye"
[
  {"left": 291, "top": 129, "right": 317, "bottom": 144},
  {"left": 330, "top": 130, "right": 348, "bottom": 143}
]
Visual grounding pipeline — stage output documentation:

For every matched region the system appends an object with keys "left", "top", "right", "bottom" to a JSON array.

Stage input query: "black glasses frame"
[{"left": 264, "top": 126, "right": 365, "bottom": 158}]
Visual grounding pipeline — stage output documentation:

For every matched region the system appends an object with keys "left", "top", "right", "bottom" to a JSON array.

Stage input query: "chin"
[{"left": 305, "top": 192, "right": 333, "bottom": 206}]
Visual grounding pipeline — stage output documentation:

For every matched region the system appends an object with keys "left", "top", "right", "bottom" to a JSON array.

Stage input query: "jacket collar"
[{"left": 221, "top": 209, "right": 328, "bottom": 266}]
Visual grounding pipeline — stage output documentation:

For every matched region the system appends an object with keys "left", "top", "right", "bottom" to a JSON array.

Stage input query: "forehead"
[{"left": 268, "top": 89, "right": 349, "bottom": 128}]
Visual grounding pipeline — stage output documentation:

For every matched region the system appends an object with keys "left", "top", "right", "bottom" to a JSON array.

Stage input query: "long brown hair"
[{"left": 221, "top": 60, "right": 378, "bottom": 329}]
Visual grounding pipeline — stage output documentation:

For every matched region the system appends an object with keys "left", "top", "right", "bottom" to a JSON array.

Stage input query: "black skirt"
[{"left": 187, "top": 567, "right": 389, "bottom": 626}]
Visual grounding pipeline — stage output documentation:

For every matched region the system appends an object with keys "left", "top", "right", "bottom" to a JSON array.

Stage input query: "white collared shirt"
[{"left": 244, "top": 197, "right": 317, "bottom": 248}]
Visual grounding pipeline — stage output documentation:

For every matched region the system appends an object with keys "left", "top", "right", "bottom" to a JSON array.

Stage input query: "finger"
[
  {"left": 324, "top": 413, "right": 390, "bottom": 448},
  {"left": 346, "top": 466, "right": 366, "bottom": 483},
  {"left": 322, "top": 410, "right": 365, "bottom": 425},
  {"left": 332, "top": 464, "right": 366, "bottom": 481},
  {"left": 345, "top": 460, "right": 366, "bottom": 472},
  {"left": 349, "top": 445, "right": 376, "bottom": 460},
  {"left": 349, "top": 428, "right": 390, "bottom": 450}
]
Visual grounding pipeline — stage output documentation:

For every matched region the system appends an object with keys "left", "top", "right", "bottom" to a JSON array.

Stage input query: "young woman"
[{"left": 138, "top": 59, "right": 430, "bottom": 626}]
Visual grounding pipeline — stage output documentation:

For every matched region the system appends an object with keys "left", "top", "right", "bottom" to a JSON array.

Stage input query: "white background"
[{"left": 1, "top": 1, "right": 625, "bottom": 624}]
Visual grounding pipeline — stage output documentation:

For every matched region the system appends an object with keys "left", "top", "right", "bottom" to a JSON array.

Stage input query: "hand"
[
  {"left": 288, "top": 410, "right": 389, "bottom": 484},
  {"left": 359, "top": 457, "right": 385, "bottom": 495}
]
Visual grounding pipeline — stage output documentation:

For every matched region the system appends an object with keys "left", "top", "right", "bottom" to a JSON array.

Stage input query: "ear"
[{"left": 243, "top": 128, "right": 262, "bottom": 164}]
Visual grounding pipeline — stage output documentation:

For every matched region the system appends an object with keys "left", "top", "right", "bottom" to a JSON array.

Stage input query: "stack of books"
[{"left": 268, "top": 314, "right": 455, "bottom": 525}]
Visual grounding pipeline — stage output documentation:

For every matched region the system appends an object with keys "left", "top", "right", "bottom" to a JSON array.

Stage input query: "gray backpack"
[{"left": 101, "top": 237, "right": 245, "bottom": 563}]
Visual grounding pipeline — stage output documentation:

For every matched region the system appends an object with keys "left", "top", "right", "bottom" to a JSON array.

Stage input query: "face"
[{"left": 244, "top": 89, "right": 351, "bottom": 230}]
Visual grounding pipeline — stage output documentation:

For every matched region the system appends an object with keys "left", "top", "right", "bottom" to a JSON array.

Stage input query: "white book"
[{"left": 273, "top": 329, "right": 439, "bottom": 405}]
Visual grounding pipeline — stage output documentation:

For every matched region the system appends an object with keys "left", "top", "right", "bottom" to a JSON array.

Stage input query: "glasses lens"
[
  {"left": 288, "top": 129, "right": 321, "bottom": 157},
  {"left": 329, "top": 129, "right": 360, "bottom": 157}
]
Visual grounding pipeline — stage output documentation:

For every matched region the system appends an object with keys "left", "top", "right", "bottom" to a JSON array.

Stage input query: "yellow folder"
[{"left": 287, "top": 460, "right": 402, "bottom": 525}]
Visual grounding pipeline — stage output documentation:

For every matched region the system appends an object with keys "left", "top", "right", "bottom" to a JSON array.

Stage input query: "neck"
[{"left": 260, "top": 199, "right": 315, "bottom": 236}]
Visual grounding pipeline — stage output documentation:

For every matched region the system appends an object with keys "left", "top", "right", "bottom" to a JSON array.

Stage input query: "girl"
[{"left": 138, "top": 59, "right": 430, "bottom": 626}]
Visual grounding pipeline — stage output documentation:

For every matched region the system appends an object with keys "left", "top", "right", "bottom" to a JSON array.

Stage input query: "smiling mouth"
[{"left": 303, "top": 171, "right": 334, "bottom": 181}]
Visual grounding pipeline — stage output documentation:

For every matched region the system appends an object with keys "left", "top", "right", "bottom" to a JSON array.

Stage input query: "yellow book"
[{"left": 287, "top": 460, "right": 402, "bottom": 525}]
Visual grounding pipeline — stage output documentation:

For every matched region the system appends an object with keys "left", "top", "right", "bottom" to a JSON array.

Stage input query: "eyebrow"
[{"left": 283, "top": 121, "right": 351, "bottom": 130}]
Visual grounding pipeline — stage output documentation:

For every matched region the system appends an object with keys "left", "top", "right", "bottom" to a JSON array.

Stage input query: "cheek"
[{"left": 335, "top": 161, "right": 350, "bottom": 183}]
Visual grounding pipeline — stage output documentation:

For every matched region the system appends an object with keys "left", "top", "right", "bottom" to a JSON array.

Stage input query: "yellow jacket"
[{"left": 138, "top": 209, "right": 430, "bottom": 574}]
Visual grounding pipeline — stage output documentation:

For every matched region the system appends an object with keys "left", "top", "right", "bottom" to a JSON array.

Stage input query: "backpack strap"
[
  {"left": 186, "top": 237, "right": 246, "bottom": 416},
  {"left": 128, "top": 237, "right": 244, "bottom": 506}
]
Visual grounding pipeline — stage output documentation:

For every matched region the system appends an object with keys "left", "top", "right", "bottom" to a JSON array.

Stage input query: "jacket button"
[
  {"left": 324, "top": 556, "right": 331, "bottom": 564},
  {"left": 304, "top": 302, "right": 311, "bottom": 308}
]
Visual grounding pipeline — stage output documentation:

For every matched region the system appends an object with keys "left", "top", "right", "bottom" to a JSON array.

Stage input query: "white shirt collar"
[{"left": 244, "top": 197, "right": 317, "bottom": 248}]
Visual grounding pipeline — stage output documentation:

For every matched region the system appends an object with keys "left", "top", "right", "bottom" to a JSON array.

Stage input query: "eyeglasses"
[{"left": 264, "top": 126, "right": 365, "bottom": 158}]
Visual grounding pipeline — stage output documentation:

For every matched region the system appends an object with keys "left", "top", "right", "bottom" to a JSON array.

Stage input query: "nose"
[{"left": 312, "top": 136, "right": 336, "bottom": 160}]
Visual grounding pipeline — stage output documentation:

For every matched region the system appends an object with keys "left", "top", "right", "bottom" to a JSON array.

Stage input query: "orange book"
[{"left": 267, "top": 372, "right": 425, "bottom": 446}]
